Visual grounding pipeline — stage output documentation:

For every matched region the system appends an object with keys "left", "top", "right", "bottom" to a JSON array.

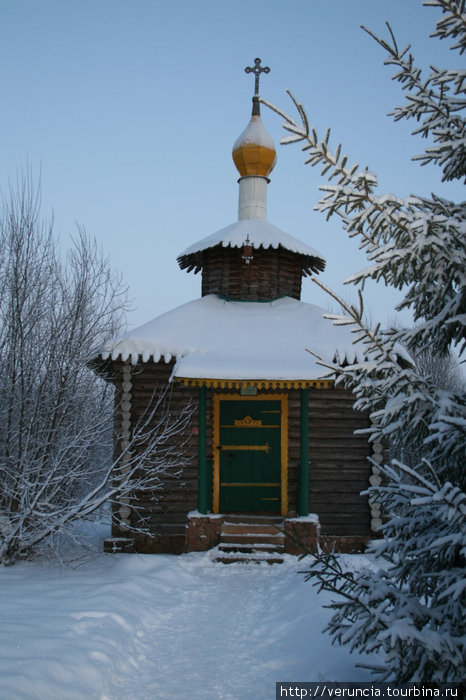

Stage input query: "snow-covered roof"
[
  {"left": 100, "top": 294, "right": 362, "bottom": 381},
  {"left": 178, "top": 218, "right": 324, "bottom": 264}
]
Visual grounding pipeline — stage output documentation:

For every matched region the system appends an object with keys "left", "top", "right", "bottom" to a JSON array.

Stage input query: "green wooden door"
[{"left": 218, "top": 399, "right": 281, "bottom": 512}]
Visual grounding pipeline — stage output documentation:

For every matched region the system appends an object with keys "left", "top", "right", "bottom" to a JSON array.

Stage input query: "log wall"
[
  {"left": 277, "top": 386, "right": 372, "bottom": 537},
  {"left": 111, "top": 360, "right": 198, "bottom": 553},
  {"left": 201, "top": 245, "right": 304, "bottom": 301},
  {"left": 308, "top": 387, "right": 372, "bottom": 537},
  {"left": 110, "top": 364, "right": 372, "bottom": 552}
]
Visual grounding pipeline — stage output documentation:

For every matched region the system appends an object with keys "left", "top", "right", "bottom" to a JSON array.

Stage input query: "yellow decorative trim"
[
  {"left": 176, "top": 377, "right": 333, "bottom": 390},
  {"left": 212, "top": 393, "right": 289, "bottom": 516},
  {"left": 234, "top": 415, "right": 262, "bottom": 427}
]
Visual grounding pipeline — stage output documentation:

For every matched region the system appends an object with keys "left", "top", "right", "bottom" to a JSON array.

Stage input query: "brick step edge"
[
  {"left": 218, "top": 544, "right": 285, "bottom": 556},
  {"left": 222, "top": 523, "right": 283, "bottom": 535},
  {"left": 220, "top": 534, "right": 285, "bottom": 545},
  {"left": 218, "top": 543, "right": 284, "bottom": 552},
  {"left": 214, "top": 555, "right": 284, "bottom": 565},
  {"left": 223, "top": 515, "right": 284, "bottom": 525}
]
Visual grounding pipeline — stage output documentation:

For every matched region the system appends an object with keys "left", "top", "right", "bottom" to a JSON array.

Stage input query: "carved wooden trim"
[{"left": 234, "top": 414, "right": 262, "bottom": 427}]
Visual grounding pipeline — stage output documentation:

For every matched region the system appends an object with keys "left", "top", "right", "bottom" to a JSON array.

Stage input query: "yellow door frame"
[{"left": 212, "top": 393, "right": 288, "bottom": 516}]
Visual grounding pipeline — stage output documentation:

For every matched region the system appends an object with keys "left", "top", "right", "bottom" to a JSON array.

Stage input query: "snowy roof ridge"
[
  {"left": 99, "top": 294, "right": 363, "bottom": 381},
  {"left": 178, "top": 219, "right": 325, "bottom": 264}
]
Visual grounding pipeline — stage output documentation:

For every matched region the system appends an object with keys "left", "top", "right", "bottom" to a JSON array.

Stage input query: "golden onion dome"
[{"left": 232, "top": 97, "right": 277, "bottom": 178}]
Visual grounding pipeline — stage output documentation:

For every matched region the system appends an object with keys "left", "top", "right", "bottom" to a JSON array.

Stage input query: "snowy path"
[
  {"left": 1, "top": 551, "right": 376, "bottom": 700},
  {"left": 109, "top": 556, "right": 309, "bottom": 699},
  {"left": 106, "top": 554, "right": 373, "bottom": 699}
]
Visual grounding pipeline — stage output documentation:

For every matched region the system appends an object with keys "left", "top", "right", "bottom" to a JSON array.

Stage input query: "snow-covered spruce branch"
[
  {"left": 427, "top": 0, "right": 466, "bottom": 53},
  {"left": 261, "top": 95, "right": 465, "bottom": 356},
  {"left": 261, "top": 93, "right": 431, "bottom": 301},
  {"left": 261, "top": 92, "right": 418, "bottom": 250},
  {"left": 304, "top": 462, "right": 465, "bottom": 682},
  {"left": 362, "top": 14, "right": 466, "bottom": 182},
  {"left": 308, "top": 276, "right": 465, "bottom": 487}
]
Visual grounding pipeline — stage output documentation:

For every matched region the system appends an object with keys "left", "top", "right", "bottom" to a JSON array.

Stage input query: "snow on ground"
[{"left": 1, "top": 542, "right": 379, "bottom": 700}]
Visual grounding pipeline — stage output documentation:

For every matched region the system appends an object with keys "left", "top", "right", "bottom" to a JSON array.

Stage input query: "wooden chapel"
[{"left": 98, "top": 60, "right": 381, "bottom": 560}]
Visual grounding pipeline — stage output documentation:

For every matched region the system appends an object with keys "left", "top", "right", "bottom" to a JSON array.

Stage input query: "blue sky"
[{"left": 0, "top": 0, "right": 462, "bottom": 330}]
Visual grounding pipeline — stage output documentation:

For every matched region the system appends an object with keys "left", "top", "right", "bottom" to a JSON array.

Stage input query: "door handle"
[{"left": 218, "top": 444, "right": 270, "bottom": 453}]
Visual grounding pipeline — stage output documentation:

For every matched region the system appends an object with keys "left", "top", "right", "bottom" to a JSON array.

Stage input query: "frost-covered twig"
[{"left": 0, "top": 175, "right": 194, "bottom": 564}]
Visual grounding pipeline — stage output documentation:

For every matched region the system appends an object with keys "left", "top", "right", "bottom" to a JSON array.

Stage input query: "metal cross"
[{"left": 244, "top": 58, "right": 270, "bottom": 96}]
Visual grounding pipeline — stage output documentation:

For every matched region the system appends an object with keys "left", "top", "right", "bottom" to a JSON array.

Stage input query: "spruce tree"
[{"left": 263, "top": 0, "right": 465, "bottom": 683}]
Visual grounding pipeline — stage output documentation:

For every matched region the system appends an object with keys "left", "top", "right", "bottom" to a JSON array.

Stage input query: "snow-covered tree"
[
  {"left": 263, "top": 0, "right": 465, "bottom": 683},
  {"left": 413, "top": 345, "right": 465, "bottom": 393},
  {"left": 0, "top": 175, "right": 191, "bottom": 564}
]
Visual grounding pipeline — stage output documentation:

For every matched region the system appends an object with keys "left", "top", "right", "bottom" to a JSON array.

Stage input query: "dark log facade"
[
  {"left": 178, "top": 243, "right": 324, "bottom": 302},
  {"left": 108, "top": 359, "right": 374, "bottom": 555}
]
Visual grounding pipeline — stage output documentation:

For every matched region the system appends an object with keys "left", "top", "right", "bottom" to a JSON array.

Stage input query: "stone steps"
[
  {"left": 215, "top": 552, "right": 285, "bottom": 565},
  {"left": 222, "top": 522, "right": 281, "bottom": 535},
  {"left": 218, "top": 542, "right": 284, "bottom": 553},
  {"left": 213, "top": 514, "right": 285, "bottom": 564}
]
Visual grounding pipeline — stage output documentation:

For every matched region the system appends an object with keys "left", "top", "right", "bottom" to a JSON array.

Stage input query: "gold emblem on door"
[{"left": 234, "top": 415, "right": 263, "bottom": 427}]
